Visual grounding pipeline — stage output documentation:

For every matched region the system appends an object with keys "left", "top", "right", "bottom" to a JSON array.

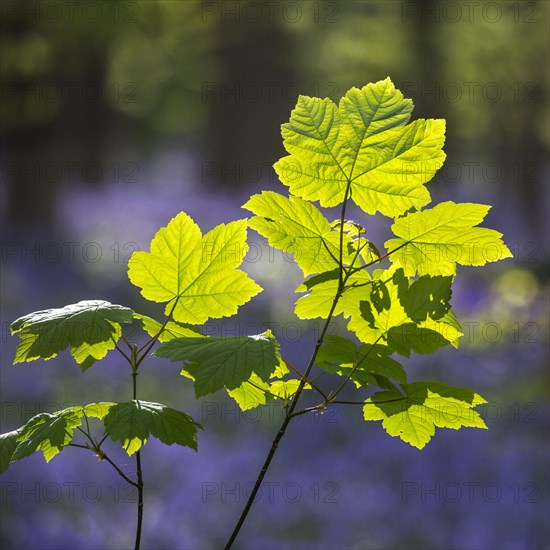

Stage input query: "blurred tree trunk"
[
  {"left": 207, "top": 18, "right": 295, "bottom": 189},
  {"left": 410, "top": 0, "right": 443, "bottom": 120},
  {"left": 6, "top": 68, "right": 110, "bottom": 234}
]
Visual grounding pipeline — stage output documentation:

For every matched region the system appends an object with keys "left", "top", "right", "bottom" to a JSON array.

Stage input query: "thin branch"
[
  {"left": 288, "top": 404, "right": 327, "bottom": 419},
  {"left": 121, "top": 333, "right": 134, "bottom": 351},
  {"left": 343, "top": 279, "right": 374, "bottom": 291},
  {"left": 83, "top": 413, "right": 92, "bottom": 439},
  {"left": 76, "top": 426, "right": 96, "bottom": 448},
  {"left": 131, "top": 341, "right": 144, "bottom": 550},
  {"left": 327, "top": 335, "right": 384, "bottom": 403},
  {"left": 103, "top": 454, "right": 139, "bottom": 488},
  {"left": 97, "top": 432, "right": 110, "bottom": 447},
  {"left": 68, "top": 442, "right": 91, "bottom": 451},
  {"left": 283, "top": 359, "right": 328, "bottom": 400},
  {"left": 68, "top": 443, "right": 138, "bottom": 488},
  {"left": 245, "top": 379, "right": 283, "bottom": 401},
  {"left": 309, "top": 372, "right": 326, "bottom": 383},
  {"left": 223, "top": 276, "right": 343, "bottom": 550},
  {"left": 224, "top": 181, "right": 354, "bottom": 550},
  {"left": 134, "top": 451, "right": 144, "bottom": 550},
  {"left": 345, "top": 226, "right": 366, "bottom": 275},
  {"left": 114, "top": 342, "right": 133, "bottom": 364},
  {"left": 348, "top": 241, "right": 410, "bottom": 274},
  {"left": 320, "top": 237, "right": 341, "bottom": 266},
  {"left": 338, "top": 181, "right": 353, "bottom": 287}
]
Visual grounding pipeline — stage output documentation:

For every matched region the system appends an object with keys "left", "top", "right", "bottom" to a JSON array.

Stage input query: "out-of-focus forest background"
[{"left": 1, "top": 1, "right": 548, "bottom": 549}]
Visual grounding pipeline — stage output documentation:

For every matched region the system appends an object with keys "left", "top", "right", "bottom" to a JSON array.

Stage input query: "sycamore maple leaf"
[
  {"left": 128, "top": 212, "right": 261, "bottom": 324},
  {"left": 274, "top": 77, "right": 446, "bottom": 218}
]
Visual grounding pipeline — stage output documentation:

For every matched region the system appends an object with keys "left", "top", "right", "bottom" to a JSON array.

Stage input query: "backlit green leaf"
[
  {"left": 295, "top": 269, "right": 371, "bottom": 319},
  {"left": 227, "top": 373, "right": 271, "bottom": 411},
  {"left": 155, "top": 331, "right": 280, "bottom": 396},
  {"left": 301, "top": 268, "right": 340, "bottom": 291},
  {"left": 128, "top": 212, "right": 262, "bottom": 324},
  {"left": 8, "top": 403, "right": 114, "bottom": 465},
  {"left": 274, "top": 77, "right": 446, "bottom": 217},
  {"left": 11, "top": 301, "right": 134, "bottom": 370},
  {"left": 104, "top": 400, "right": 202, "bottom": 455},
  {"left": 268, "top": 380, "right": 302, "bottom": 400},
  {"left": 363, "top": 382, "right": 487, "bottom": 449},
  {"left": 226, "top": 357, "right": 311, "bottom": 410},
  {"left": 316, "top": 335, "right": 406, "bottom": 384},
  {"left": 385, "top": 201, "right": 513, "bottom": 276},
  {"left": 347, "top": 265, "right": 460, "bottom": 355},
  {"left": 0, "top": 429, "right": 23, "bottom": 474},
  {"left": 243, "top": 191, "right": 354, "bottom": 275}
]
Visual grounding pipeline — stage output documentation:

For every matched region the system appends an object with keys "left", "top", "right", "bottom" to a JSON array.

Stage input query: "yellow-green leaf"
[
  {"left": 227, "top": 373, "right": 270, "bottom": 411},
  {"left": 274, "top": 78, "right": 446, "bottom": 218},
  {"left": 243, "top": 191, "right": 354, "bottom": 276},
  {"left": 295, "top": 269, "right": 371, "bottom": 320},
  {"left": 385, "top": 201, "right": 513, "bottom": 276},
  {"left": 363, "top": 382, "right": 487, "bottom": 449},
  {"left": 346, "top": 265, "right": 460, "bottom": 356},
  {"left": 128, "top": 212, "right": 262, "bottom": 324}
]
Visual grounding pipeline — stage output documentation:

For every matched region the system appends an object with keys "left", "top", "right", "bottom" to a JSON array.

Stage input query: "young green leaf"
[
  {"left": 155, "top": 331, "right": 281, "bottom": 397},
  {"left": 226, "top": 358, "right": 311, "bottom": 411},
  {"left": 79, "top": 402, "right": 115, "bottom": 419},
  {"left": 399, "top": 272, "right": 453, "bottom": 322},
  {"left": 346, "top": 266, "right": 460, "bottom": 356},
  {"left": 268, "top": 380, "right": 302, "bottom": 401},
  {"left": 423, "top": 311, "right": 462, "bottom": 349},
  {"left": 294, "top": 269, "right": 371, "bottom": 320},
  {"left": 243, "top": 191, "right": 353, "bottom": 275},
  {"left": 128, "top": 213, "right": 262, "bottom": 324},
  {"left": 363, "top": 382, "right": 487, "bottom": 449},
  {"left": 227, "top": 373, "right": 271, "bottom": 411},
  {"left": 274, "top": 77, "right": 446, "bottom": 217},
  {"left": 300, "top": 268, "right": 340, "bottom": 291},
  {"left": 7, "top": 403, "right": 114, "bottom": 466},
  {"left": 294, "top": 278, "right": 340, "bottom": 319},
  {"left": 385, "top": 201, "right": 513, "bottom": 276},
  {"left": 104, "top": 400, "right": 202, "bottom": 455},
  {"left": 11, "top": 301, "right": 134, "bottom": 370},
  {"left": 316, "top": 334, "right": 358, "bottom": 364},
  {"left": 13, "top": 413, "right": 80, "bottom": 463},
  {"left": 0, "top": 429, "right": 23, "bottom": 474},
  {"left": 316, "top": 335, "right": 406, "bottom": 384}
]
